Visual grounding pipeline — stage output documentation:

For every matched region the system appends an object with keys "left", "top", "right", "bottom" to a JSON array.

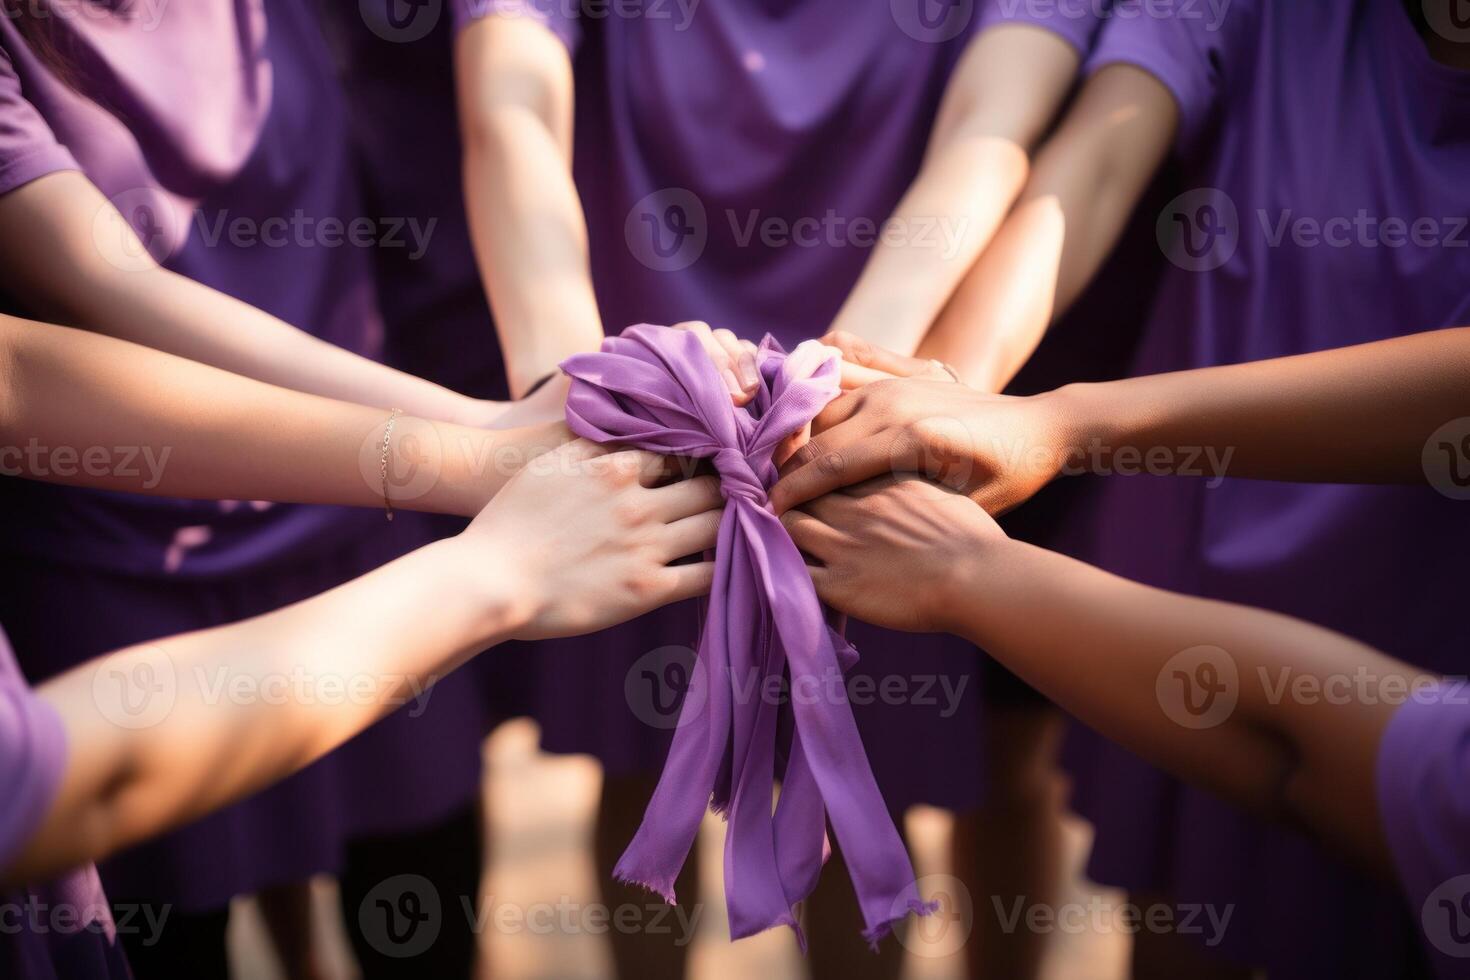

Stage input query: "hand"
[
  {"left": 457, "top": 440, "right": 722, "bottom": 640},
  {"left": 670, "top": 320, "right": 762, "bottom": 406},
  {"left": 486, "top": 373, "right": 572, "bottom": 429},
  {"left": 818, "top": 330, "right": 960, "bottom": 389},
  {"left": 770, "top": 378, "right": 1072, "bottom": 515},
  {"left": 781, "top": 475, "right": 1006, "bottom": 634}
]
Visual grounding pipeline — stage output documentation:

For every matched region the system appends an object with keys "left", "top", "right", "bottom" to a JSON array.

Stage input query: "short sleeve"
[
  {"left": 450, "top": 0, "right": 582, "bottom": 55},
  {"left": 0, "top": 43, "right": 79, "bottom": 197},
  {"left": 0, "top": 672, "right": 68, "bottom": 873},
  {"left": 1377, "top": 680, "right": 1470, "bottom": 975},
  {"left": 1082, "top": 0, "right": 1258, "bottom": 158},
  {"left": 977, "top": 0, "right": 1109, "bottom": 59}
]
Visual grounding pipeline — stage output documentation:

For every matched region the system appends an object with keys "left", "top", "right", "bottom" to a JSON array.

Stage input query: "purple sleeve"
[
  {"left": 977, "top": 0, "right": 1108, "bottom": 58},
  {"left": 1377, "top": 680, "right": 1470, "bottom": 975},
  {"left": 449, "top": 0, "right": 582, "bottom": 55},
  {"left": 0, "top": 44, "right": 79, "bottom": 196},
  {"left": 1081, "top": 0, "right": 1258, "bottom": 157},
  {"left": 0, "top": 673, "right": 68, "bottom": 873}
]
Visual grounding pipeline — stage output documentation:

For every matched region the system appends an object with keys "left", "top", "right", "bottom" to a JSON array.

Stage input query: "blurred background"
[{"left": 228, "top": 720, "right": 1131, "bottom": 980}]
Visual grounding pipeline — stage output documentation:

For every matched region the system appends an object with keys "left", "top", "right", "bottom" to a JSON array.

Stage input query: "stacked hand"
[
  {"left": 772, "top": 333, "right": 1075, "bottom": 516},
  {"left": 456, "top": 440, "right": 723, "bottom": 640}
]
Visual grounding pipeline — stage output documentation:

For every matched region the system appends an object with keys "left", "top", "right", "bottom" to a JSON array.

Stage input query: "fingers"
[
  {"left": 648, "top": 473, "right": 724, "bottom": 521},
  {"left": 779, "top": 509, "right": 849, "bottom": 563},
  {"left": 838, "top": 360, "right": 899, "bottom": 390},
  {"left": 770, "top": 433, "right": 899, "bottom": 512},
  {"left": 673, "top": 320, "right": 758, "bottom": 404},
  {"left": 822, "top": 330, "right": 946, "bottom": 382},
  {"left": 658, "top": 560, "right": 717, "bottom": 603},
  {"left": 715, "top": 327, "right": 761, "bottom": 393},
  {"left": 661, "top": 509, "right": 722, "bottom": 560}
]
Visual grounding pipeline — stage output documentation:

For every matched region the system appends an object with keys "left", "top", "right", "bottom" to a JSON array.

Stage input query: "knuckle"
[
  {"left": 814, "top": 449, "right": 846, "bottom": 478},
  {"left": 611, "top": 499, "right": 647, "bottom": 528}
]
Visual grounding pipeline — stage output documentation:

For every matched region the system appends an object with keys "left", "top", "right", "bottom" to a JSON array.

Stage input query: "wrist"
[
  {"left": 1045, "top": 381, "right": 1127, "bottom": 476},
  {"left": 930, "top": 531, "right": 1023, "bottom": 635},
  {"left": 426, "top": 536, "right": 536, "bottom": 644},
  {"left": 936, "top": 535, "right": 1037, "bottom": 642}
]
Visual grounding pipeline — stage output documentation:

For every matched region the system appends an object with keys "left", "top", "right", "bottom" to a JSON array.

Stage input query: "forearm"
[
  {"left": 918, "top": 64, "right": 1179, "bottom": 391},
  {"left": 829, "top": 25, "right": 1079, "bottom": 355},
  {"left": 463, "top": 114, "right": 603, "bottom": 394},
  {"left": 947, "top": 538, "right": 1412, "bottom": 874},
  {"left": 0, "top": 315, "right": 565, "bottom": 516},
  {"left": 0, "top": 172, "right": 489, "bottom": 425},
  {"left": 827, "top": 138, "right": 1029, "bottom": 355},
  {"left": 457, "top": 16, "right": 602, "bottom": 396},
  {"left": 1052, "top": 326, "right": 1470, "bottom": 484},
  {"left": 10, "top": 537, "right": 521, "bottom": 884}
]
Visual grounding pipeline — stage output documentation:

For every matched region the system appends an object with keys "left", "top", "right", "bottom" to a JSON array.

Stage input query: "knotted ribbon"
[{"left": 561, "top": 324, "right": 933, "bottom": 946}]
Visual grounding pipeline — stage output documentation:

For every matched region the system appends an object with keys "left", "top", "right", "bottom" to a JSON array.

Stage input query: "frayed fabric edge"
[{"left": 862, "top": 897, "right": 941, "bottom": 951}]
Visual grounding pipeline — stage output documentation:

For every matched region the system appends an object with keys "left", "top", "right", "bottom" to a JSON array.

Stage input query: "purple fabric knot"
[
  {"left": 561, "top": 324, "right": 934, "bottom": 948},
  {"left": 711, "top": 447, "right": 769, "bottom": 506}
]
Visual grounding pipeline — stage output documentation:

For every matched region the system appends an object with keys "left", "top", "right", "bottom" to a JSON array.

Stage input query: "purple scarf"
[{"left": 562, "top": 324, "right": 932, "bottom": 946}]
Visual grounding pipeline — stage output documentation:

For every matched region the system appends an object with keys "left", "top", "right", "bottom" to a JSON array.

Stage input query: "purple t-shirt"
[
  {"left": 1073, "top": 0, "right": 1470, "bottom": 973},
  {"left": 449, "top": 0, "right": 1108, "bottom": 349},
  {"left": 0, "top": 626, "right": 129, "bottom": 979},
  {"left": 1378, "top": 682, "right": 1470, "bottom": 979},
  {"left": 0, "top": 1, "right": 384, "bottom": 578}
]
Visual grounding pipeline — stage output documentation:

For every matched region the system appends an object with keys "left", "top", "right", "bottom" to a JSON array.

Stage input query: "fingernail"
[
  {"left": 722, "top": 368, "right": 742, "bottom": 395},
  {"left": 738, "top": 356, "right": 760, "bottom": 390}
]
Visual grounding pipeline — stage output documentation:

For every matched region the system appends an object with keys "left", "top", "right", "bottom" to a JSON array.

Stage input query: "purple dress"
[
  {"left": 0, "top": 625, "right": 132, "bottom": 979},
  {"left": 447, "top": 0, "right": 1109, "bottom": 810},
  {"left": 0, "top": 2, "right": 489, "bottom": 912},
  {"left": 1061, "top": 1, "right": 1470, "bottom": 975},
  {"left": 1378, "top": 681, "right": 1470, "bottom": 979}
]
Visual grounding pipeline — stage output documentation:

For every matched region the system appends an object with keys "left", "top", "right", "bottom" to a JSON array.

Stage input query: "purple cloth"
[
  {"left": 0, "top": 625, "right": 131, "bottom": 979},
  {"left": 1062, "top": 1, "right": 1470, "bottom": 976},
  {"left": 1378, "top": 680, "right": 1470, "bottom": 979},
  {"left": 561, "top": 325, "right": 931, "bottom": 945},
  {"left": 0, "top": 0, "right": 385, "bottom": 578}
]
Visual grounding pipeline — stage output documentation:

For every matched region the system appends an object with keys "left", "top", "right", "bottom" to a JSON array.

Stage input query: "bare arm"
[
  {"left": 827, "top": 25, "right": 1082, "bottom": 355},
  {"left": 0, "top": 173, "right": 505, "bottom": 427},
  {"left": 916, "top": 64, "right": 1179, "bottom": 390},
  {"left": 4, "top": 443, "right": 722, "bottom": 886},
  {"left": 772, "top": 327, "right": 1470, "bottom": 514},
  {"left": 787, "top": 478, "right": 1418, "bottom": 876},
  {"left": 0, "top": 314, "right": 568, "bottom": 517},
  {"left": 456, "top": 14, "right": 602, "bottom": 396}
]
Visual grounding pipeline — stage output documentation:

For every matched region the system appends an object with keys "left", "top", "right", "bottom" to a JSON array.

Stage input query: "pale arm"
[
  {"left": 0, "top": 314, "right": 567, "bottom": 516},
  {"left": 456, "top": 14, "right": 602, "bottom": 396},
  {"left": 827, "top": 25, "right": 1082, "bottom": 355},
  {"left": 917, "top": 64, "right": 1179, "bottom": 390},
  {"left": 0, "top": 172, "right": 505, "bottom": 427},
  {"left": 4, "top": 443, "right": 723, "bottom": 886}
]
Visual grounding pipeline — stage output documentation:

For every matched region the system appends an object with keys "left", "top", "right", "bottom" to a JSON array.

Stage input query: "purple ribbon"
[{"left": 561, "top": 324, "right": 933, "bottom": 947}]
